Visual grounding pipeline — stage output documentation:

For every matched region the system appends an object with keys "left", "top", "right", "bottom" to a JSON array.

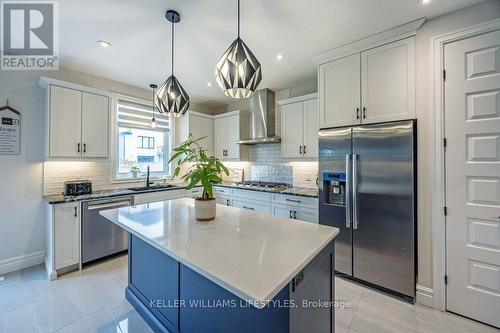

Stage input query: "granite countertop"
[
  {"left": 44, "top": 182, "right": 318, "bottom": 205},
  {"left": 99, "top": 198, "right": 338, "bottom": 308},
  {"left": 214, "top": 182, "right": 319, "bottom": 198}
]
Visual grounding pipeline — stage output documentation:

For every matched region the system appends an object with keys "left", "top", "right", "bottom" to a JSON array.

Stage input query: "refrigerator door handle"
[
  {"left": 345, "top": 154, "right": 351, "bottom": 228},
  {"left": 352, "top": 153, "right": 358, "bottom": 230}
]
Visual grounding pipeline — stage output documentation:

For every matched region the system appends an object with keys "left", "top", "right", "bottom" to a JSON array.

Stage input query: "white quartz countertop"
[{"left": 100, "top": 198, "right": 339, "bottom": 309}]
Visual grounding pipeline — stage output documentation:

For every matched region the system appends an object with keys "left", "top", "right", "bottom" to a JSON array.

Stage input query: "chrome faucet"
[{"left": 146, "top": 166, "right": 151, "bottom": 188}]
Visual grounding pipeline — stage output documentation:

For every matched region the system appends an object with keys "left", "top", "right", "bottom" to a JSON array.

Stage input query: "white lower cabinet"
[
  {"left": 134, "top": 189, "right": 186, "bottom": 205},
  {"left": 46, "top": 202, "right": 80, "bottom": 280},
  {"left": 185, "top": 187, "right": 203, "bottom": 199},
  {"left": 212, "top": 186, "right": 318, "bottom": 223},
  {"left": 232, "top": 198, "right": 271, "bottom": 215}
]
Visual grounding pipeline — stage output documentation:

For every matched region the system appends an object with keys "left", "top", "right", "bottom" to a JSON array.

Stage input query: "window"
[
  {"left": 138, "top": 136, "right": 155, "bottom": 149},
  {"left": 115, "top": 98, "right": 172, "bottom": 179}
]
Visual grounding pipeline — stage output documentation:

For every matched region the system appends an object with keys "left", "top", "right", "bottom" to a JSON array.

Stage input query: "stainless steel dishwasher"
[{"left": 82, "top": 196, "right": 134, "bottom": 265}]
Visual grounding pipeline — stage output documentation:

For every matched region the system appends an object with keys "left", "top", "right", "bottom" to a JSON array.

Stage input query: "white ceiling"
[{"left": 58, "top": 0, "right": 483, "bottom": 107}]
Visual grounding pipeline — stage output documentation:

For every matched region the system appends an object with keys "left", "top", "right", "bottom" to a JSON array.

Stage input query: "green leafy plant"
[
  {"left": 130, "top": 166, "right": 140, "bottom": 173},
  {"left": 169, "top": 134, "right": 229, "bottom": 200}
]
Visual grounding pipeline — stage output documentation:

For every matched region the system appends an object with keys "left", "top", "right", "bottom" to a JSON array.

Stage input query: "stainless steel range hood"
[{"left": 237, "top": 89, "right": 280, "bottom": 145}]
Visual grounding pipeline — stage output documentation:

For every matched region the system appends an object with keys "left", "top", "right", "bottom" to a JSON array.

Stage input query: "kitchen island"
[{"left": 100, "top": 198, "right": 339, "bottom": 333}]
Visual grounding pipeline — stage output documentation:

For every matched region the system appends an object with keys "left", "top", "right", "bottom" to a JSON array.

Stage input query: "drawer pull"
[
  {"left": 285, "top": 198, "right": 301, "bottom": 203},
  {"left": 242, "top": 206, "right": 255, "bottom": 210}
]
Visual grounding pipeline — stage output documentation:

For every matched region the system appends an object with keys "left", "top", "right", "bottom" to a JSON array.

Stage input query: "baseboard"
[
  {"left": 0, "top": 251, "right": 46, "bottom": 275},
  {"left": 416, "top": 284, "right": 434, "bottom": 308}
]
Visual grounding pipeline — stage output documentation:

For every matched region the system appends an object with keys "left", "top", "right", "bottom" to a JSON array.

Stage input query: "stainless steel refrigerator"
[{"left": 319, "top": 120, "right": 416, "bottom": 300}]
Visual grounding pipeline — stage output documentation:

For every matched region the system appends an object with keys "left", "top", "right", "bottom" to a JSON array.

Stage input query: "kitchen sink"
[{"left": 127, "top": 185, "right": 181, "bottom": 192}]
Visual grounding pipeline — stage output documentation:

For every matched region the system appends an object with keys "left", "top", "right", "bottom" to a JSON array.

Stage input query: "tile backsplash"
[{"left": 43, "top": 146, "right": 318, "bottom": 195}]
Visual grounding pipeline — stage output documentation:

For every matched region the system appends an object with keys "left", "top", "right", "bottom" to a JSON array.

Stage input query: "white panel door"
[
  {"left": 49, "top": 86, "right": 82, "bottom": 157},
  {"left": 295, "top": 207, "right": 319, "bottom": 224},
  {"left": 54, "top": 203, "right": 80, "bottom": 270},
  {"left": 189, "top": 114, "right": 202, "bottom": 139},
  {"left": 81, "top": 92, "right": 109, "bottom": 158},
  {"left": 444, "top": 29, "right": 500, "bottom": 328},
  {"left": 214, "top": 118, "right": 225, "bottom": 159},
  {"left": 225, "top": 115, "right": 240, "bottom": 159},
  {"left": 201, "top": 117, "right": 213, "bottom": 153},
  {"left": 282, "top": 102, "right": 303, "bottom": 158},
  {"left": 361, "top": 37, "right": 415, "bottom": 124},
  {"left": 271, "top": 203, "right": 294, "bottom": 219},
  {"left": 319, "top": 53, "right": 361, "bottom": 128},
  {"left": 303, "top": 98, "right": 319, "bottom": 158}
]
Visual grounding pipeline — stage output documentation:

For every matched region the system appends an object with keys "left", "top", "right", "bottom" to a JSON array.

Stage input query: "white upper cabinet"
[
  {"left": 302, "top": 98, "right": 319, "bottom": 158},
  {"left": 44, "top": 80, "right": 110, "bottom": 159},
  {"left": 179, "top": 111, "right": 214, "bottom": 153},
  {"left": 213, "top": 111, "right": 249, "bottom": 161},
  {"left": 81, "top": 93, "right": 109, "bottom": 158},
  {"left": 49, "top": 86, "right": 82, "bottom": 157},
  {"left": 318, "top": 37, "right": 415, "bottom": 128},
  {"left": 281, "top": 102, "right": 303, "bottom": 158},
  {"left": 279, "top": 94, "right": 318, "bottom": 159},
  {"left": 319, "top": 53, "right": 361, "bottom": 129},
  {"left": 361, "top": 38, "right": 415, "bottom": 124}
]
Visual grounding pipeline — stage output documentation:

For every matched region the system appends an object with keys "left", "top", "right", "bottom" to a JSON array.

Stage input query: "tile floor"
[{"left": 0, "top": 256, "right": 498, "bottom": 333}]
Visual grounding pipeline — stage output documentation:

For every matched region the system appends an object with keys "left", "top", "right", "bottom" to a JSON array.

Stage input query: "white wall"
[{"left": 414, "top": 0, "right": 500, "bottom": 290}]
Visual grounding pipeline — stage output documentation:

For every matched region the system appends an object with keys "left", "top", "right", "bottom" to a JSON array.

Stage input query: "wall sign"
[{"left": 0, "top": 102, "right": 21, "bottom": 155}]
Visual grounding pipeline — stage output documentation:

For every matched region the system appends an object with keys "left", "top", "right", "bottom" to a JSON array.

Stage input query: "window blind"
[{"left": 117, "top": 99, "right": 170, "bottom": 130}]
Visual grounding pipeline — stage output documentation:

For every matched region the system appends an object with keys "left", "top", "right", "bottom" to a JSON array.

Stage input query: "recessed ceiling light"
[
  {"left": 276, "top": 54, "right": 284, "bottom": 60},
  {"left": 207, "top": 82, "right": 213, "bottom": 87},
  {"left": 97, "top": 40, "right": 112, "bottom": 48}
]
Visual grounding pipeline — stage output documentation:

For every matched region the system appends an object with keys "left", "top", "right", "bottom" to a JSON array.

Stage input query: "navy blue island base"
[{"left": 125, "top": 234, "right": 335, "bottom": 333}]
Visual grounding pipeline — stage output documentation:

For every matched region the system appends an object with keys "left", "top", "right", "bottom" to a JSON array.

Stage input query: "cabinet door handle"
[
  {"left": 83, "top": 143, "right": 87, "bottom": 153},
  {"left": 362, "top": 107, "right": 366, "bottom": 119},
  {"left": 303, "top": 146, "right": 306, "bottom": 154},
  {"left": 289, "top": 210, "right": 293, "bottom": 218},
  {"left": 77, "top": 143, "right": 81, "bottom": 153},
  {"left": 299, "top": 146, "right": 302, "bottom": 154},
  {"left": 293, "top": 210, "right": 297, "bottom": 219},
  {"left": 356, "top": 107, "right": 360, "bottom": 119},
  {"left": 242, "top": 206, "right": 255, "bottom": 210},
  {"left": 74, "top": 207, "right": 77, "bottom": 218},
  {"left": 226, "top": 199, "right": 230, "bottom": 206}
]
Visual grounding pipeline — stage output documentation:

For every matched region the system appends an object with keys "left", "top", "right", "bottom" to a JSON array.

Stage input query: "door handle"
[
  {"left": 77, "top": 143, "right": 81, "bottom": 153},
  {"left": 242, "top": 206, "right": 255, "bottom": 210},
  {"left": 83, "top": 143, "right": 87, "bottom": 153},
  {"left": 303, "top": 146, "right": 306, "bottom": 154},
  {"left": 356, "top": 108, "right": 360, "bottom": 119},
  {"left": 226, "top": 199, "right": 230, "bottom": 206},
  {"left": 362, "top": 107, "right": 366, "bottom": 119},
  {"left": 74, "top": 207, "right": 77, "bottom": 218},
  {"left": 289, "top": 210, "right": 293, "bottom": 218},
  {"left": 293, "top": 210, "right": 297, "bottom": 219},
  {"left": 345, "top": 154, "right": 351, "bottom": 229},
  {"left": 352, "top": 154, "right": 358, "bottom": 230},
  {"left": 299, "top": 146, "right": 302, "bottom": 154}
]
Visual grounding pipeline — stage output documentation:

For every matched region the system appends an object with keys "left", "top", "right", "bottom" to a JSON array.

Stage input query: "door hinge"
[
  {"left": 444, "top": 206, "right": 448, "bottom": 216},
  {"left": 443, "top": 69, "right": 446, "bottom": 81},
  {"left": 443, "top": 138, "right": 447, "bottom": 149},
  {"left": 444, "top": 275, "right": 448, "bottom": 285}
]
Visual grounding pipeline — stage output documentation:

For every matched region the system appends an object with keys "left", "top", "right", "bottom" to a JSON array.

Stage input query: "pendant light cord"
[
  {"left": 152, "top": 87, "right": 155, "bottom": 118},
  {"left": 237, "top": 0, "right": 240, "bottom": 38},
  {"left": 171, "top": 20, "right": 174, "bottom": 76}
]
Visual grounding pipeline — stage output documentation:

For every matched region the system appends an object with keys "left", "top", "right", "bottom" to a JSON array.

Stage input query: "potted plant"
[
  {"left": 169, "top": 135, "right": 229, "bottom": 221},
  {"left": 130, "top": 166, "right": 140, "bottom": 178}
]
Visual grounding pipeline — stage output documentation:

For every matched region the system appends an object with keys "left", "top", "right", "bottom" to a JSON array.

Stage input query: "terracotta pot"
[{"left": 194, "top": 198, "right": 216, "bottom": 221}]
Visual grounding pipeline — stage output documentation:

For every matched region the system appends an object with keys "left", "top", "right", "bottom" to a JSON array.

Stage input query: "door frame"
[{"left": 430, "top": 18, "right": 500, "bottom": 311}]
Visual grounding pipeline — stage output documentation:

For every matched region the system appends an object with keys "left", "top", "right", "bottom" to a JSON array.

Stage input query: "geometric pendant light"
[
  {"left": 155, "top": 10, "right": 190, "bottom": 117},
  {"left": 215, "top": 0, "right": 262, "bottom": 99}
]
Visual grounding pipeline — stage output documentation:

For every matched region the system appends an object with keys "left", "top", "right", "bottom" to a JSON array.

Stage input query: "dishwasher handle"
[{"left": 87, "top": 199, "right": 133, "bottom": 211}]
